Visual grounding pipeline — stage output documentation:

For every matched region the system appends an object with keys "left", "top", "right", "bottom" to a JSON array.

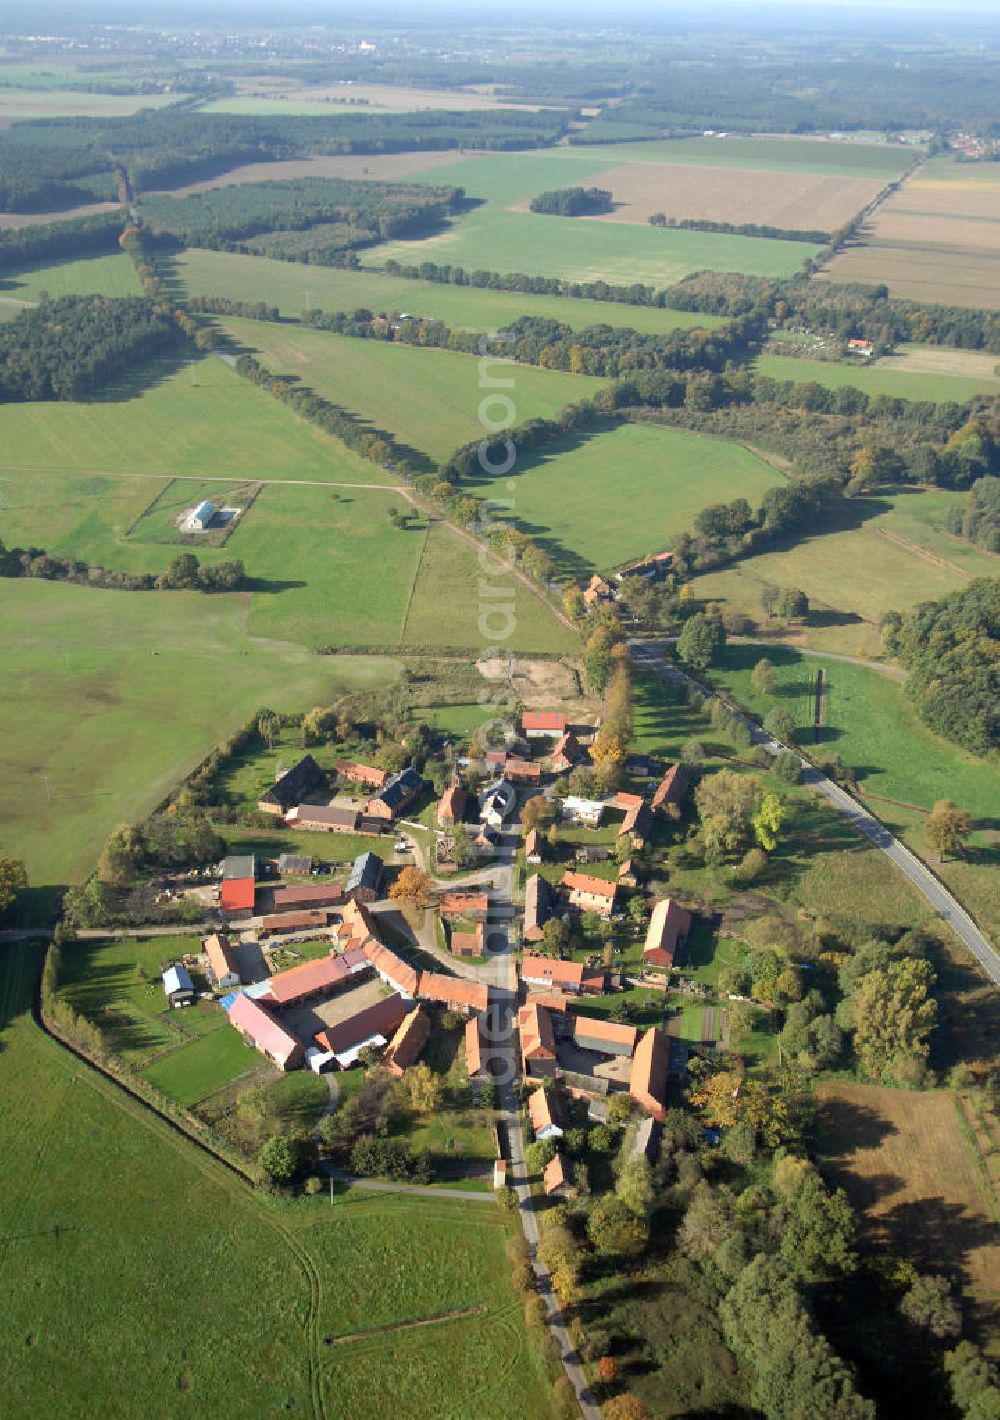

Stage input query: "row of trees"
[
  {"left": 649, "top": 212, "right": 829, "bottom": 243},
  {"left": 0, "top": 541, "right": 246, "bottom": 596}
]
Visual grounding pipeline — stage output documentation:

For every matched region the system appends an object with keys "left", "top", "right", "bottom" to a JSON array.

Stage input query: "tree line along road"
[{"left": 630, "top": 641, "right": 1000, "bottom": 989}]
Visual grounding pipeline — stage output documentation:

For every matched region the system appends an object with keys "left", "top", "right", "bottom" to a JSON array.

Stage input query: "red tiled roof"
[
  {"left": 451, "top": 924, "right": 486, "bottom": 958},
  {"left": 315, "top": 993, "right": 408, "bottom": 1056},
  {"left": 271, "top": 884, "right": 345, "bottom": 910},
  {"left": 417, "top": 972, "right": 489, "bottom": 1011},
  {"left": 363, "top": 940, "right": 420, "bottom": 997},
  {"left": 518, "top": 1001, "right": 557, "bottom": 1062},
  {"left": 528, "top": 1085, "right": 564, "bottom": 1134},
  {"left": 643, "top": 898, "right": 692, "bottom": 969},
  {"left": 335, "top": 759, "right": 387, "bottom": 789},
  {"left": 220, "top": 878, "right": 256, "bottom": 912},
  {"left": 543, "top": 1152, "right": 572, "bottom": 1194},
  {"left": 651, "top": 763, "right": 687, "bottom": 811},
  {"left": 522, "top": 711, "right": 566, "bottom": 733},
  {"left": 562, "top": 870, "right": 618, "bottom": 903},
  {"left": 261, "top": 909, "right": 329, "bottom": 932},
  {"left": 630, "top": 1027, "right": 669, "bottom": 1121},
  {"left": 465, "top": 1015, "right": 484, "bottom": 1075},
  {"left": 228, "top": 993, "right": 301, "bottom": 1069},
  {"left": 382, "top": 1005, "right": 431, "bottom": 1075},
  {"left": 439, "top": 892, "right": 488, "bottom": 917},
  {"left": 261, "top": 953, "right": 349, "bottom": 1006},
  {"left": 203, "top": 932, "right": 239, "bottom": 982},
  {"left": 437, "top": 784, "right": 467, "bottom": 824},
  {"left": 568, "top": 1014, "right": 637, "bottom": 1052},
  {"left": 521, "top": 955, "right": 585, "bottom": 988},
  {"left": 610, "top": 791, "right": 643, "bottom": 811}
]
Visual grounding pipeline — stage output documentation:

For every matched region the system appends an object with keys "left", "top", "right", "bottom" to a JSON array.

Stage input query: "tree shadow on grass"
[{"left": 85, "top": 344, "right": 200, "bottom": 403}]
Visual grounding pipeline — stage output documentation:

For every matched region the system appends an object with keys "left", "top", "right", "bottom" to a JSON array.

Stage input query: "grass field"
[
  {"left": 817, "top": 1082, "right": 1000, "bottom": 1326},
  {"left": 400, "top": 520, "right": 577, "bottom": 654},
  {"left": 820, "top": 156, "right": 1000, "bottom": 309},
  {"left": 173, "top": 247, "right": 723, "bottom": 334},
  {"left": 220, "top": 316, "right": 601, "bottom": 465},
  {"left": 367, "top": 148, "right": 820, "bottom": 284},
  {"left": 692, "top": 486, "right": 998, "bottom": 655},
  {"left": 0, "top": 89, "right": 181, "bottom": 118},
  {"left": 0, "top": 580, "right": 400, "bottom": 905},
  {"left": 230, "top": 482, "right": 428, "bottom": 649},
  {"left": 472, "top": 419, "right": 783, "bottom": 572},
  {"left": 0, "top": 353, "right": 390, "bottom": 483},
  {"left": 0, "top": 252, "right": 140, "bottom": 302},
  {"left": 0, "top": 942, "right": 548, "bottom": 1419},
  {"left": 707, "top": 643, "right": 1000, "bottom": 942},
  {"left": 756, "top": 350, "right": 1000, "bottom": 404}
]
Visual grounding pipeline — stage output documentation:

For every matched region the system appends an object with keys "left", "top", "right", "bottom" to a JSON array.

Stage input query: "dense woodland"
[
  {"left": 0, "top": 106, "right": 568, "bottom": 211},
  {"left": 948, "top": 477, "right": 1000, "bottom": 552},
  {"left": 0, "top": 295, "right": 178, "bottom": 402},
  {"left": 882, "top": 579, "right": 1000, "bottom": 757},
  {"left": 143, "top": 177, "right": 461, "bottom": 258},
  {"left": 0, "top": 211, "right": 123, "bottom": 276},
  {"left": 529, "top": 186, "right": 614, "bottom": 216}
]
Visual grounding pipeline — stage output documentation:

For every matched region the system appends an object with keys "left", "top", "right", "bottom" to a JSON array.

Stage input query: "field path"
[
  {"left": 0, "top": 462, "right": 394, "bottom": 490},
  {"left": 876, "top": 525, "right": 972, "bottom": 579},
  {"left": 632, "top": 640, "right": 1000, "bottom": 985},
  {"left": 727, "top": 636, "right": 907, "bottom": 680}
]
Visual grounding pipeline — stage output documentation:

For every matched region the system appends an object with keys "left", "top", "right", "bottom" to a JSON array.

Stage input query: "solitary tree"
[
  {"left": 751, "top": 658, "right": 776, "bottom": 697},
  {"left": 677, "top": 612, "right": 725, "bottom": 671},
  {"left": 388, "top": 865, "right": 433, "bottom": 906},
  {"left": 925, "top": 800, "right": 973, "bottom": 861},
  {"left": 0, "top": 858, "right": 28, "bottom": 915}
]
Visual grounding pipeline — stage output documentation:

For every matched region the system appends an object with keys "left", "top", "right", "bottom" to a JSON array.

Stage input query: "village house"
[
  {"left": 643, "top": 898, "right": 693, "bottom": 970},
  {"left": 616, "top": 549, "right": 673, "bottom": 582},
  {"left": 162, "top": 965, "right": 194, "bottom": 1008},
  {"left": 220, "top": 854, "right": 256, "bottom": 916},
  {"left": 364, "top": 940, "right": 420, "bottom": 999},
  {"left": 418, "top": 972, "right": 489, "bottom": 1015},
  {"left": 259, "top": 952, "right": 355, "bottom": 1008},
  {"left": 346, "top": 851, "right": 383, "bottom": 903},
  {"left": 519, "top": 1002, "right": 557, "bottom": 1077},
  {"left": 561, "top": 796, "right": 605, "bottom": 829},
  {"left": 439, "top": 891, "right": 488, "bottom": 920},
  {"left": 528, "top": 1084, "right": 566, "bottom": 1139},
  {"left": 524, "top": 829, "right": 542, "bottom": 865},
  {"left": 436, "top": 781, "right": 467, "bottom": 827},
  {"left": 257, "top": 755, "right": 323, "bottom": 816},
  {"left": 270, "top": 883, "right": 345, "bottom": 913},
  {"left": 335, "top": 759, "right": 388, "bottom": 791},
  {"left": 505, "top": 757, "right": 542, "bottom": 787},
  {"left": 550, "top": 730, "right": 583, "bottom": 774},
  {"left": 583, "top": 573, "right": 615, "bottom": 608},
  {"left": 261, "top": 909, "right": 330, "bottom": 936},
  {"left": 365, "top": 767, "right": 423, "bottom": 822},
  {"left": 543, "top": 1152, "right": 576, "bottom": 1198},
  {"left": 313, "top": 993, "right": 409, "bottom": 1070},
  {"left": 629, "top": 1026, "right": 669, "bottom": 1121},
  {"left": 451, "top": 922, "right": 486, "bottom": 959},
  {"left": 521, "top": 955, "right": 585, "bottom": 994},
  {"left": 562, "top": 870, "right": 618, "bottom": 918},
  {"left": 381, "top": 1005, "right": 431, "bottom": 1076},
  {"left": 228, "top": 992, "right": 303, "bottom": 1071},
  {"left": 651, "top": 764, "right": 688, "bottom": 818},
  {"left": 847, "top": 337, "right": 874, "bottom": 358},
  {"left": 465, "top": 1014, "right": 486, "bottom": 1078},
  {"left": 523, "top": 874, "right": 556, "bottom": 943},
  {"left": 568, "top": 1013, "right": 638, "bottom": 1057},
  {"left": 619, "top": 800, "right": 652, "bottom": 849},
  {"left": 203, "top": 932, "right": 240, "bottom": 990},
  {"left": 522, "top": 711, "right": 567, "bottom": 739},
  {"left": 285, "top": 803, "right": 362, "bottom": 834},
  {"left": 617, "top": 858, "right": 638, "bottom": 888},
  {"left": 277, "top": 853, "right": 312, "bottom": 876}
]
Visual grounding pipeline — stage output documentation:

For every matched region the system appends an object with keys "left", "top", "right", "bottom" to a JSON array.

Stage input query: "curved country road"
[{"left": 631, "top": 642, "right": 1000, "bottom": 987}]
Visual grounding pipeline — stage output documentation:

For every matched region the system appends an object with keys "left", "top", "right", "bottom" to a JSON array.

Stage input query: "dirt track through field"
[
  {"left": 322, "top": 1305, "right": 485, "bottom": 1347},
  {"left": 876, "top": 526, "right": 971, "bottom": 578}
]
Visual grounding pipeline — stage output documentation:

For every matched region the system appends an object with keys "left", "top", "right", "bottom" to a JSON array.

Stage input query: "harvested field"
[
  {"left": 817, "top": 1082, "right": 1000, "bottom": 1327},
  {"left": 819, "top": 157, "right": 1000, "bottom": 308},
  {"left": 148, "top": 150, "right": 486, "bottom": 198},
  {"left": 202, "top": 81, "right": 559, "bottom": 115},
  {"left": 518, "top": 162, "right": 884, "bottom": 234},
  {"left": 0, "top": 201, "right": 120, "bottom": 231},
  {"left": 878, "top": 343, "right": 1000, "bottom": 379}
]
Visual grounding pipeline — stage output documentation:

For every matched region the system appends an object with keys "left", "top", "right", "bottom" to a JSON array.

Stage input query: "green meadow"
[
  {"left": 0, "top": 252, "right": 139, "bottom": 302},
  {"left": 400, "top": 520, "right": 577, "bottom": 654},
  {"left": 221, "top": 316, "right": 601, "bottom": 464},
  {"left": 0, "top": 353, "right": 389, "bottom": 482},
  {"left": 693, "top": 486, "right": 998, "bottom": 656},
  {"left": 369, "top": 148, "right": 820, "bottom": 284},
  {"left": 477, "top": 419, "right": 783, "bottom": 572},
  {"left": 756, "top": 351, "right": 1000, "bottom": 404},
  {"left": 0, "top": 942, "right": 548, "bottom": 1419},
  {"left": 174, "top": 246, "right": 723, "bottom": 333},
  {"left": 0, "top": 580, "right": 399, "bottom": 903}
]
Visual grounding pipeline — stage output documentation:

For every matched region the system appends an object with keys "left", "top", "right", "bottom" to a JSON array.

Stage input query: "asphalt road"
[{"left": 632, "top": 642, "right": 1000, "bottom": 987}]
